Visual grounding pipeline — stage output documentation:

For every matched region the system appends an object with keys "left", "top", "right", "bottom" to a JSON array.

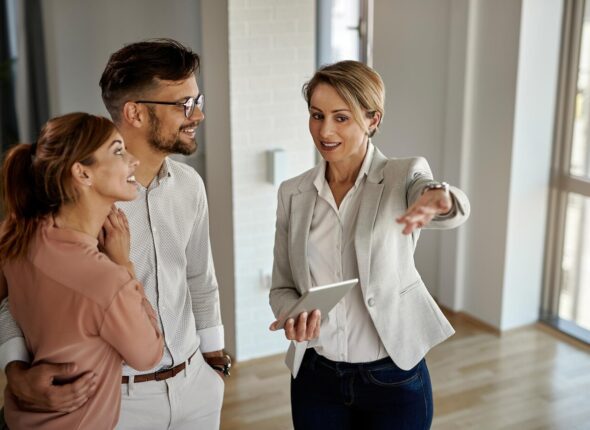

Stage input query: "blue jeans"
[{"left": 291, "top": 349, "right": 433, "bottom": 430}]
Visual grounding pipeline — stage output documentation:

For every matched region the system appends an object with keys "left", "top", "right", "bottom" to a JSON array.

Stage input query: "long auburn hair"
[{"left": 0, "top": 112, "right": 116, "bottom": 263}]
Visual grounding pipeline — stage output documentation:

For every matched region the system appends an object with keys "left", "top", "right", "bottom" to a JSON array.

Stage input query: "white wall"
[
  {"left": 501, "top": 0, "right": 563, "bottom": 329},
  {"left": 228, "top": 0, "right": 316, "bottom": 360},
  {"left": 372, "top": 0, "right": 452, "bottom": 296},
  {"left": 457, "top": 0, "right": 563, "bottom": 330},
  {"left": 374, "top": 0, "right": 563, "bottom": 330},
  {"left": 458, "top": 0, "right": 523, "bottom": 327}
]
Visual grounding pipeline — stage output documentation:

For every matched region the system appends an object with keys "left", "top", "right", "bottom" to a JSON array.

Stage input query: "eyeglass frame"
[{"left": 134, "top": 94, "right": 204, "bottom": 119}]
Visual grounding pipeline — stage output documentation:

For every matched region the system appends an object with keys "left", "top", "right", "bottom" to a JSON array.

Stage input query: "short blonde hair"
[{"left": 302, "top": 60, "right": 385, "bottom": 137}]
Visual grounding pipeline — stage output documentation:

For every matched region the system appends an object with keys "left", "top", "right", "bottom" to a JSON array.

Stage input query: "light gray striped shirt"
[{"left": 0, "top": 158, "right": 224, "bottom": 376}]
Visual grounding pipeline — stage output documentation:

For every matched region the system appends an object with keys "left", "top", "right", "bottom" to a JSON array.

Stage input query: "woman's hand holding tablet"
[{"left": 269, "top": 279, "right": 358, "bottom": 341}]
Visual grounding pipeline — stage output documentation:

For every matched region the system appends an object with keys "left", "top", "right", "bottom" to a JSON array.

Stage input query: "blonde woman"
[{"left": 269, "top": 61, "right": 470, "bottom": 429}]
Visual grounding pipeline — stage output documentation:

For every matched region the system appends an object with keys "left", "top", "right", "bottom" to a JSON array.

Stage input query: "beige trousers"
[{"left": 115, "top": 351, "right": 224, "bottom": 430}]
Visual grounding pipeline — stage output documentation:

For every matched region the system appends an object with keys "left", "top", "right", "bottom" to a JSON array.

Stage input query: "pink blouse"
[{"left": 3, "top": 218, "right": 163, "bottom": 429}]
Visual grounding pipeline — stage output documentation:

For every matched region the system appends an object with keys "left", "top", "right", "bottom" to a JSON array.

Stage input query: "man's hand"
[
  {"left": 269, "top": 309, "right": 321, "bottom": 342},
  {"left": 6, "top": 361, "right": 97, "bottom": 413},
  {"left": 396, "top": 189, "right": 453, "bottom": 235},
  {"left": 211, "top": 368, "right": 225, "bottom": 381},
  {"left": 202, "top": 350, "right": 226, "bottom": 382}
]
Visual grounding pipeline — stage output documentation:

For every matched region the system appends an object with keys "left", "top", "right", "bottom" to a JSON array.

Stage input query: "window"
[
  {"left": 316, "top": 0, "right": 373, "bottom": 66},
  {"left": 543, "top": 0, "right": 590, "bottom": 342}
]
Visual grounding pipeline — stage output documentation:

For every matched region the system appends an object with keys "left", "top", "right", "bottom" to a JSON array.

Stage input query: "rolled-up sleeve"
[
  {"left": 186, "top": 177, "right": 224, "bottom": 352},
  {"left": 0, "top": 298, "right": 29, "bottom": 370}
]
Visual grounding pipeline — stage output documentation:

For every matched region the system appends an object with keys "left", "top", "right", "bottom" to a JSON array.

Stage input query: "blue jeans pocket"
[{"left": 364, "top": 363, "right": 421, "bottom": 388}]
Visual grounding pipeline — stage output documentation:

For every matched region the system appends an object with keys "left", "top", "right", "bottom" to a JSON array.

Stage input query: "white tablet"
[{"left": 275, "top": 279, "right": 359, "bottom": 329}]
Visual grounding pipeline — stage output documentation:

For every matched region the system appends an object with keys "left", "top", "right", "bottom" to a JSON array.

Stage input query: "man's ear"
[
  {"left": 122, "top": 101, "right": 145, "bottom": 129},
  {"left": 71, "top": 162, "right": 92, "bottom": 187}
]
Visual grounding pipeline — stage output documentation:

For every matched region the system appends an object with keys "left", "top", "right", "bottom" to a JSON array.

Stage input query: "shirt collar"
[
  {"left": 157, "top": 158, "right": 172, "bottom": 181},
  {"left": 313, "top": 141, "right": 376, "bottom": 192},
  {"left": 144, "top": 158, "right": 172, "bottom": 191}
]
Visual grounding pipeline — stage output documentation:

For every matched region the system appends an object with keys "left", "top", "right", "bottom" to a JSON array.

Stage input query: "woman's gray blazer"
[{"left": 269, "top": 147, "right": 470, "bottom": 377}]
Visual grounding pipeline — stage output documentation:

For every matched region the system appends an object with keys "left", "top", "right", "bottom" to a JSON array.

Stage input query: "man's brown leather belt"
[{"left": 121, "top": 352, "right": 195, "bottom": 384}]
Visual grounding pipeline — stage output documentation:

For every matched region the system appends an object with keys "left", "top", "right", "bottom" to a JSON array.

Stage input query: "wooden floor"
[
  {"left": 219, "top": 314, "right": 590, "bottom": 430},
  {"left": 1, "top": 314, "right": 590, "bottom": 429}
]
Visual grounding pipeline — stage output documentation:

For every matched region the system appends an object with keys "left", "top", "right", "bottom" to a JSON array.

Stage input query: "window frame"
[{"left": 542, "top": 0, "right": 590, "bottom": 344}]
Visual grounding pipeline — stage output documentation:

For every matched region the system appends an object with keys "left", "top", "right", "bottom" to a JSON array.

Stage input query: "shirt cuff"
[
  {"left": 0, "top": 337, "right": 30, "bottom": 371},
  {"left": 198, "top": 325, "right": 224, "bottom": 353}
]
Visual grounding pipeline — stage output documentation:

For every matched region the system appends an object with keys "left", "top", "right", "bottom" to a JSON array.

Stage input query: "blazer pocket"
[{"left": 399, "top": 279, "right": 422, "bottom": 296}]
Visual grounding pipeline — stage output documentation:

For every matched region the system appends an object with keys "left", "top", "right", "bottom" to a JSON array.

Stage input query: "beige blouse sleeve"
[{"left": 99, "top": 279, "right": 163, "bottom": 371}]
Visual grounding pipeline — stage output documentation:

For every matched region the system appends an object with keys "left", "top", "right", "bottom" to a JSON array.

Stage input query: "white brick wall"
[{"left": 228, "top": 0, "right": 316, "bottom": 360}]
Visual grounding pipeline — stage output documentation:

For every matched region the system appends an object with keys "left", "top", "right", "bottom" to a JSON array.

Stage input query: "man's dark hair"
[{"left": 99, "top": 38, "right": 200, "bottom": 123}]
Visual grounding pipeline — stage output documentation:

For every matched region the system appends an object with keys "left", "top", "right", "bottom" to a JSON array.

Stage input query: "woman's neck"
[
  {"left": 54, "top": 200, "right": 111, "bottom": 239},
  {"left": 326, "top": 142, "right": 369, "bottom": 185},
  {"left": 326, "top": 161, "right": 361, "bottom": 185}
]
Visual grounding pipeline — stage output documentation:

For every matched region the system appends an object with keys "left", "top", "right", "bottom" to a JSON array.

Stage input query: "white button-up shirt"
[
  {"left": 117, "top": 158, "right": 223, "bottom": 376},
  {"left": 307, "top": 143, "right": 388, "bottom": 363}
]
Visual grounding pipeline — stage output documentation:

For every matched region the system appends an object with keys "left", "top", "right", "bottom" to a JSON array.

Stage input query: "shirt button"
[
  {"left": 340, "top": 353, "right": 345, "bottom": 360},
  {"left": 367, "top": 298, "right": 375, "bottom": 307}
]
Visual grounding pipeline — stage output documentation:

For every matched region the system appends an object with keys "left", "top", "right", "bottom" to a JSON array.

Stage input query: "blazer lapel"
[
  {"left": 289, "top": 173, "right": 318, "bottom": 292},
  {"left": 355, "top": 148, "right": 388, "bottom": 293}
]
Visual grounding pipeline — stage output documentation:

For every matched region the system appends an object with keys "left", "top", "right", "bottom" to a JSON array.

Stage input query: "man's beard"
[{"left": 147, "top": 107, "right": 198, "bottom": 156}]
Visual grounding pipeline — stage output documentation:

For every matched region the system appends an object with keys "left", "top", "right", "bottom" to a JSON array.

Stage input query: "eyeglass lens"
[{"left": 184, "top": 95, "right": 204, "bottom": 118}]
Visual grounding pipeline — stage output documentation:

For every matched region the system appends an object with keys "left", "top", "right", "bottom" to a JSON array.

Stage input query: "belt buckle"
[{"left": 154, "top": 368, "right": 173, "bottom": 381}]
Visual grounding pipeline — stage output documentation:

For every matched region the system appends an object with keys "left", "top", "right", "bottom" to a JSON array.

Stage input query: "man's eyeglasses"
[{"left": 134, "top": 94, "right": 204, "bottom": 119}]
